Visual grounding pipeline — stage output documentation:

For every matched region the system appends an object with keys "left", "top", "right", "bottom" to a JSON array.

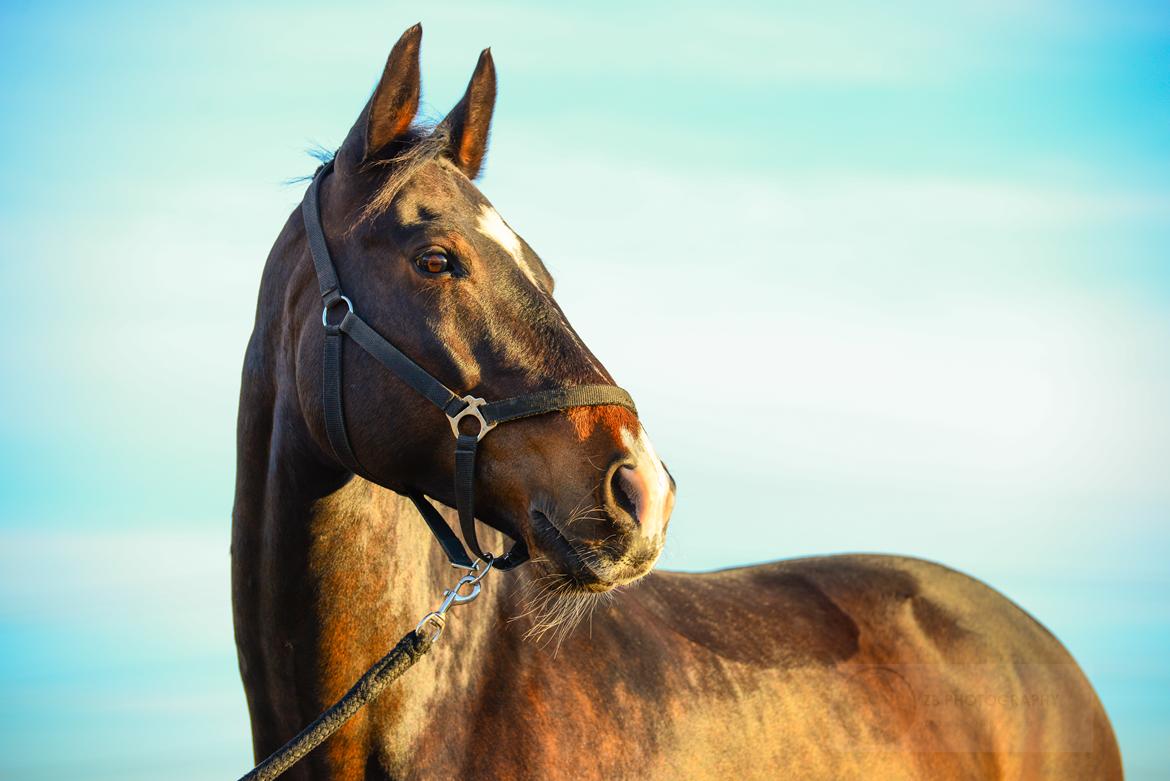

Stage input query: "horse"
[{"left": 232, "top": 24, "right": 1123, "bottom": 780}]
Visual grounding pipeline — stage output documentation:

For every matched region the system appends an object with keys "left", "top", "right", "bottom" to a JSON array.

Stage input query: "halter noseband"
[{"left": 302, "top": 159, "right": 637, "bottom": 571}]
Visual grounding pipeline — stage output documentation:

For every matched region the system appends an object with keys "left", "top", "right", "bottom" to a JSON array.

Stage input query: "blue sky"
[{"left": 1, "top": 1, "right": 1168, "bottom": 777}]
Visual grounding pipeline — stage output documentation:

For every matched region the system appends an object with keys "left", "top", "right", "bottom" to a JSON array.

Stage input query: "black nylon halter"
[{"left": 303, "top": 159, "right": 637, "bottom": 572}]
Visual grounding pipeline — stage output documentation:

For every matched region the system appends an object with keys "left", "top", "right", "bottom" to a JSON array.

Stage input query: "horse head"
[{"left": 295, "top": 24, "right": 675, "bottom": 598}]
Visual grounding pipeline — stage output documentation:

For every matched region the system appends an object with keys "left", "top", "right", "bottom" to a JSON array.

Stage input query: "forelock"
[{"left": 356, "top": 125, "right": 452, "bottom": 225}]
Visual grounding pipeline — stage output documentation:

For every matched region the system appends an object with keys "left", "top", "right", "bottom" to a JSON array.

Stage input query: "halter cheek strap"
[{"left": 302, "top": 160, "right": 637, "bottom": 572}]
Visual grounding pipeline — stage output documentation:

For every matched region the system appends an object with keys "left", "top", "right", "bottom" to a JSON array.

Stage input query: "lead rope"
[{"left": 236, "top": 559, "right": 493, "bottom": 781}]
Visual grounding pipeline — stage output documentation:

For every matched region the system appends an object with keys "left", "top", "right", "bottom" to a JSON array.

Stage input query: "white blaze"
[{"left": 476, "top": 205, "right": 541, "bottom": 289}]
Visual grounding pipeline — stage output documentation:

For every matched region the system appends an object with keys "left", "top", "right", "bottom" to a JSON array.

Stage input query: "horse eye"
[{"left": 415, "top": 251, "right": 450, "bottom": 275}]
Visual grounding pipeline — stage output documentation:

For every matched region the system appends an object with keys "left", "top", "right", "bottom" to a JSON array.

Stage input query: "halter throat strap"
[{"left": 301, "top": 159, "right": 637, "bottom": 572}]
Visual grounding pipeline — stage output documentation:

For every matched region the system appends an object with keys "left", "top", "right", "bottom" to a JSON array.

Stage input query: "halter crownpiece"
[{"left": 302, "top": 159, "right": 637, "bottom": 571}]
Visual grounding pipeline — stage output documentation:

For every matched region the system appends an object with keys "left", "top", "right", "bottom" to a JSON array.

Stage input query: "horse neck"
[
  {"left": 234, "top": 213, "right": 545, "bottom": 768},
  {"left": 232, "top": 264, "right": 512, "bottom": 763}
]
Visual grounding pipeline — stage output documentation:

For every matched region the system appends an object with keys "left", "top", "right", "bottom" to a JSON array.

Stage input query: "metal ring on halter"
[
  {"left": 467, "top": 555, "right": 494, "bottom": 584},
  {"left": 321, "top": 295, "right": 354, "bottom": 327},
  {"left": 447, "top": 395, "right": 497, "bottom": 441}
]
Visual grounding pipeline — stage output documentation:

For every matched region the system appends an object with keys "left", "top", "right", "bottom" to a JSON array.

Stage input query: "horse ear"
[
  {"left": 342, "top": 24, "right": 422, "bottom": 167},
  {"left": 440, "top": 48, "right": 496, "bottom": 179}
]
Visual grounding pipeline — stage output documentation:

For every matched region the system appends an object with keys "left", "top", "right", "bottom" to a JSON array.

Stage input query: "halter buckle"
[{"left": 447, "top": 395, "right": 497, "bottom": 441}]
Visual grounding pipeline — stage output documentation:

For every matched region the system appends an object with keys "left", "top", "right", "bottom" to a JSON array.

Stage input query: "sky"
[{"left": 0, "top": 0, "right": 1168, "bottom": 777}]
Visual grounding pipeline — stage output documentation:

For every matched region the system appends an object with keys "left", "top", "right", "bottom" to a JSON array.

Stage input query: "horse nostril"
[{"left": 609, "top": 465, "right": 640, "bottom": 524}]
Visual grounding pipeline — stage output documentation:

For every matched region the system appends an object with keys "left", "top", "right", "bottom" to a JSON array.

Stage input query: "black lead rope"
[
  {"left": 303, "top": 158, "right": 637, "bottom": 571},
  {"left": 239, "top": 629, "right": 432, "bottom": 781},
  {"left": 237, "top": 563, "right": 490, "bottom": 781}
]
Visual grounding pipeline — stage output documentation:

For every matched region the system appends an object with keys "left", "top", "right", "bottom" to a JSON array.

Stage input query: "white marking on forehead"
[{"left": 476, "top": 205, "right": 542, "bottom": 289}]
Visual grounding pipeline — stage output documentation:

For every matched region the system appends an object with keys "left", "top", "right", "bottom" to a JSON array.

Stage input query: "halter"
[{"left": 302, "top": 159, "right": 637, "bottom": 572}]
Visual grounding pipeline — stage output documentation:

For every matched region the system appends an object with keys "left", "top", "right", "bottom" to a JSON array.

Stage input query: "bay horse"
[{"left": 232, "top": 24, "right": 1122, "bottom": 780}]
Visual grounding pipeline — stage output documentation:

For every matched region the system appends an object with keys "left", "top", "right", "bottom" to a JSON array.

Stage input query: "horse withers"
[{"left": 232, "top": 24, "right": 1122, "bottom": 780}]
